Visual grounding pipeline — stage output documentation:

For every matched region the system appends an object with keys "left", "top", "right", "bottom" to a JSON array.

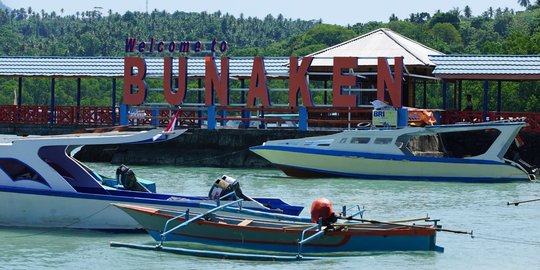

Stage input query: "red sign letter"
[
  {"left": 289, "top": 57, "right": 313, "bottom": 107},
  {"left": 123, "top": 57, "right": 147, "bottom": 105},
  {"left": 246, "top": 57, "right": 271, "bottom": 107},
  {"left": 205, "top": 57, "right": 230, "bottom": 106},
  {"left": 163, "top": 56, "right": 187, "bottom": 105},
  {"left": 332, "top": 57, "right": 358, "bottom": 107},
  {"left": 377, "top": 57, "right": 403, "bottom": 107}
]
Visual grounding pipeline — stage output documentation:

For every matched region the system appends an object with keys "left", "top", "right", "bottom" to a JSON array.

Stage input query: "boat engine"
[
  {"left": 208, "top": 175, "right": 253, "bottom": 202},
  {"left": 310, "top": 198, "right": 337, "bottom": 225},
  {"left": 116, "top": 164, "right": 150, "bottom": 193}
]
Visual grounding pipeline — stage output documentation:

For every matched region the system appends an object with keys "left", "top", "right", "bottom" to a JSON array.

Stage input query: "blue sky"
[{"left": 2, "top": 0, "right": 526, "bottom": 25}]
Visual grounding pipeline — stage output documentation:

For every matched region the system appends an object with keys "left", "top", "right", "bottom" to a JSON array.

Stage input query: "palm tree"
[
  {"left": 518, "top": 0, "right": 530, "bottom": 7},
  {"left": 464, "top": 5, "right": 472, "bottom": 18}
]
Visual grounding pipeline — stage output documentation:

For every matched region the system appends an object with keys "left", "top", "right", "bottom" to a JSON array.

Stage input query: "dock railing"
[{"left": 2, "top": 104, "right": 540, "bottom": 132}]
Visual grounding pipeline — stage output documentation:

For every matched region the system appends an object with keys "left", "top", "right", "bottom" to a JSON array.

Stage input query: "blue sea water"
[{"left": 0, "top": 164, "right": 539, "bottom": 270}]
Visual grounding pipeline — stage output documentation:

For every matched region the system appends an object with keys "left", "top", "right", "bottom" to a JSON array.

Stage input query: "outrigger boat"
[
  {"left": 111, "top": 199, "right": 445, "bottom": 260},
  {"left": 0, "top": 128, "right": 302, "bottom": 230},
  {"left": 251, "top": 121, "right": 536, "bottom": 182}
]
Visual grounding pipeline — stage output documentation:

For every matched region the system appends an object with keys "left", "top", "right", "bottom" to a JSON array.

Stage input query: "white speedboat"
[
  {"left": 250, "top": 122, "right": 536, "bottom": 182},
  {"left": 0, "top": 129, "right": 302, "bottom": 230}
]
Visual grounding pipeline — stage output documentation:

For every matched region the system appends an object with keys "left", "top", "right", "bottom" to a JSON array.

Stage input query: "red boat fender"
[{"left": 310, "top": 198, "right": 334, "bottom": 223}]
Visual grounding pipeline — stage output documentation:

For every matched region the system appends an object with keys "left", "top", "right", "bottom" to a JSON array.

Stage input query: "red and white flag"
[
  {"left": 153, "top": 108, "right": 181, "bottom": 141},
  {"left": 165, "top": 109, "right": 181, "bottom": 132}
]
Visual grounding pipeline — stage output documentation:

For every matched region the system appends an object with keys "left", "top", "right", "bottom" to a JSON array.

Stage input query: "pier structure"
[{"left": 0, "top": 29, "right": 539, "bottom": 132}]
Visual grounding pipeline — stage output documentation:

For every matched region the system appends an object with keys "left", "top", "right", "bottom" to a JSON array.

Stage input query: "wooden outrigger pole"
[
  {"left": 507, "top": 198, "right": 540, "bottom": 206},
  {"left": 338, "top": 216, "right": 473, "bottom": 236}
]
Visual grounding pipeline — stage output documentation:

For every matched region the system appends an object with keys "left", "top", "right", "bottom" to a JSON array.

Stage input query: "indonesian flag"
[
  {"left": 152, "top": 108, "right": 181, "bottom": 141},
  {"left": 165, "top": 109, "right": 181, "bottom": 132}
]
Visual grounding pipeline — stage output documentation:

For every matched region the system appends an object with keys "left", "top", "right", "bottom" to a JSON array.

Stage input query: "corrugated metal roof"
[
  {"left": 430, "top": 55, "right": 540, "bottom": 79},
  {"left": 307, "top": 28, "right": 444, "bottom": 67},
  {"left": 0, "top": 56, "right": 290, "bottom": 78}
]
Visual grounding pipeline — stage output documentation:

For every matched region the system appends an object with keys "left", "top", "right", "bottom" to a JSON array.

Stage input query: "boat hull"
[
  {"left": 0, "top": 187, "right": 303, "bottom": 230},
  {"left": 251, "top": 147, "right": 531, "bottom": 182},
  {"left": 118, "top": 205, "right": 440, "bottom": 253}
]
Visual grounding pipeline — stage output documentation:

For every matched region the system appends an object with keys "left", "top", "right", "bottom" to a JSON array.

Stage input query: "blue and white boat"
[
  {"left": 0, "top": 129, "right": 302, "bottom": 230},
  {"left": 251, "top": 122, "right": 536, "bottom": 182}
]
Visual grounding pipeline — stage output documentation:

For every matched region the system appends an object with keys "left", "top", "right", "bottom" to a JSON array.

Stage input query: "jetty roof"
[
  {"left": 0, "top": 56, "right": 290, "bottom": 79},
  {"left": 430, "top": 54, "right": 540, "bottom": 80},
  {"left": 306, "top": 28, "right": 444, "bottom": 68}
]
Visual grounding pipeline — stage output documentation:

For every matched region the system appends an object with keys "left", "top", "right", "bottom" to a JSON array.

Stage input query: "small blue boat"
[{"left": 112, "top": 202, "right": 444, "bottom": 257}]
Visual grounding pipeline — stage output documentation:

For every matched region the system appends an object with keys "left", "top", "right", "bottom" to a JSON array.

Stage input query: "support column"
[
  {"left": 422, "top": 80, "right": 427, "bottom": 108},
  {"left": 112, "top": 78, "right": 117, "bottom": 126},
  {"left": 324, "top": 80, "right": 328, "bottom": 105},
  {"left": 50, "top": 78, "right": 55, "bottom": 125},
  {"left": 76, "top": 78, "right": 81, "bottom": 124},
  {"left": 483, "top": 80, "right": 489, "bottom": 121},
  {"left": 240, "top": 78, "right": 250, "bottom": 128},
  {"left": 119, "top": 104, "right": 128, "bottom": 125},
  {"left": 453, "top": 82, "right": 458, "bottom": 109},
  {"left": 207, "top": 105, "right": 216, "bottom": 130},
  {"left": 497, "top": 80, "right": 502, "bottom": 112},
  {"left": 442, "top": 80, "right": 447, "bottom": 110},
  {"left": 151, "top": 107, "right": 159, "bottom": 127},
  {"left": 458, "top": 80, "right": 462, "bottom": 111},
  {"left": 77, "top": 78, "right": 81, "bottom": 107},
  {"left": 17, "top": 77, "right": 22, "bottom": 106},
  {"left": 298, "top": 106, "right": 308, "bottom": 131},
  {"left": 197, "top": 78, "right": 203, "bottom": 128}
]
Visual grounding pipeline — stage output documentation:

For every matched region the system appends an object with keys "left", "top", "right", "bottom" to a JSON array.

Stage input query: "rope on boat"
[
  {"left": 4, "top": 205, "right": 113, "bottom": 239},
  {"left": 472, "top": 234, "right": 540, "bottom": 247}
]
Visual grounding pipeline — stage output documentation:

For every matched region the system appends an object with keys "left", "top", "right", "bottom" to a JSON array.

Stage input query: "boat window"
[
  {"left": 45, "top": 159, "right": 76, "bottom": 181},
  {"left": 305, "top": 139, "right": 333, "bottom": 146},
  {"left": 350, "top": 137, "right": 370, "bottom": 144},
  {"left": 0, "top": 158, "right": 47, "bottom": 184},
  {"left": 403, "top": 129, "right": 501, "bottom": 158},
  {"left": 339, "top": 137, "right": 348, "bottom": 143},
  {"left": 374, "top": 138, "right": 393, "bottom": 144}
]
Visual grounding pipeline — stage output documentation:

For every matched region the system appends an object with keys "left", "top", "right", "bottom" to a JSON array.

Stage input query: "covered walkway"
[{"left": 430, "top": 55, "right": 540, "bottom": 131}]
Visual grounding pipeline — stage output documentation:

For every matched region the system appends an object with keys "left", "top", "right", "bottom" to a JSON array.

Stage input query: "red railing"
[
  {"left": 214, "top": 107, "right": 298, "bottom": 128},
  {"left": 2, "top": 104, "right": 540, "bottom": 132},
  {"left": 127, "top": 108, "right": 199, "bottom": 127},
  {"left": 307, "top": 107, "right": 372, "bottom": 128},
  {"left": 0, "top": 105, "right": 116, "bottom": 126},
  {"left": 440, "top": 110, "right": 540, "bottom": 132}
]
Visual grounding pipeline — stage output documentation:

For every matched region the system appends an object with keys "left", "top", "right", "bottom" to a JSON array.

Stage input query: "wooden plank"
[{"left": 237, "top": 219, "right": 253, "bottom": 226}]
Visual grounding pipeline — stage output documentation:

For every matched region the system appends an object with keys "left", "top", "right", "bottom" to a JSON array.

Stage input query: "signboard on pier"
[
  {"left": 122, "top": 38, "right": 404, "bottom": 109},
  {"left": 372, "top": 110, "right": 398, "bottom": 127}
]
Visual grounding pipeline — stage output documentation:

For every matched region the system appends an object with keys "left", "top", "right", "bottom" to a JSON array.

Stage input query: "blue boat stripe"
[
  {"left": 251, "top": 145, "right": 504, "bottom": 165},
  {"left": 0, "top": 185, "right": 207, "bottom": 207}
]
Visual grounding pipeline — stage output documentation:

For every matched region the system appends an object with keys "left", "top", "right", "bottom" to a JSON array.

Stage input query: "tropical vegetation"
[{"left": 1, "top": 2, "right": 540, "bottom": 112}]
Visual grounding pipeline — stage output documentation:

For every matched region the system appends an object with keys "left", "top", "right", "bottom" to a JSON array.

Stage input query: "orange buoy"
[{"left": 310, "top": 198, "right": 335, "bottom": 223}]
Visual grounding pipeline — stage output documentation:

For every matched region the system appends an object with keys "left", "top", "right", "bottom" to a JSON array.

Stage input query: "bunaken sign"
[{"left": 123, "top": 39, "right": 403, "bottom": 108}]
